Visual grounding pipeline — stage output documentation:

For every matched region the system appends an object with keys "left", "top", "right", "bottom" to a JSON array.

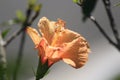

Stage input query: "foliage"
[
  {"left": 36, "top": 59, "right": 50, "bottom": 80},
  {"left": 115, "top": 2, "right": 120, "bottom": 6},
  {"left": 16, "top": 10, "right": 26, "bottom": 23},
  {"left": 1, "top": 29, "right": 10, "bottom": 39}
]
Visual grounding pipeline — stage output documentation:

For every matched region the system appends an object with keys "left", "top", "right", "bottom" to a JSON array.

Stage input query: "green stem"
[
  {"left": 12, "top": 3, "right": 32, "bottom": 80},
  {"left": 13, "top": 32, "right": 26, "bottom": 80},
  {"left": 36, "top": 59, "right": 50, "bottom": 80},
  {"left": 0, "top": 32, "right": 7, "bottom": 80}
]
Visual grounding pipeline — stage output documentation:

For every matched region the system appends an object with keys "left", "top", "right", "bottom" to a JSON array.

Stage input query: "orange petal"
[
  {"left": 45, "top": 46, "right": 62, "bottom": 63},
  {"left": 37, "top": 38, "right": 48, "bottom": 64},
  {"left": 26, "top": 27, "right": 41, "bottom": 46},
  {"left": 52, "top": 29, "right": 80, "bottom": 47},
  {"left": 37, "top": 38, "right": 61, "bottom": 64},
  {"left": 61, "top": 36, "right": 90, "bottom": 69},
  {"left": 38, "top": 17, "right": 56, "bottom": 44}
]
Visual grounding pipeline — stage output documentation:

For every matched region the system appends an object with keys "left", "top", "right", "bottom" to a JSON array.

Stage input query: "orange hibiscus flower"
[{"left": 26, "top": 17, "right": 90, "bottom": 69}]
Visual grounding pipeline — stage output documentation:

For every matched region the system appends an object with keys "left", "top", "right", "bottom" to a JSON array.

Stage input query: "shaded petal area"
[
  {"left": 37, "top": 38, "right": 62, "bottom": 66},
  {"left": 37, "top": 38, "right": 48, "bottom": 64},
  {"left": 38, "top": 17, "right": 56, "bottom": 44},
  {"left": 61, "top": 37, "right": 90, "bottom": 69}
]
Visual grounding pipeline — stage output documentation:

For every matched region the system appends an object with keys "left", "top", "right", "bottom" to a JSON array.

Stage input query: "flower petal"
[
  {"left": 52, "top": 29, "right": 80, "bottom": 47},
  {"left": 51, "top": 19, "right": 81, "bottom": 46},
  {"left": 37, "top": 38, "right": 48, "bottom": 64},
  {"left": 26, "top": 27, "right": 41, "bottom": 46},
  {"left": 38, "top": 17, "right": 56, "bottom": 44},
  {"left": 61, "top": 36, "right": 90, "bottom": 69},
  {"left": 45, "top": 46, "right": 62, "bottom": 63},
  {"left": 37, "top": 38, "right": 61, "bottom": 65}
]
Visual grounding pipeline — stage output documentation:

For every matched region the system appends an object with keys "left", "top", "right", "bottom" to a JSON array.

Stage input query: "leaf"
[
  {"left": 28, "top": 0, "right": 37, "bottom": 7},
  {"left": 115, "top": 2, "right": 120, "bottom": 7},
  {"left": 16, "top": 10, "right": 26, "bottom": 23},
  {"left": 73, "top": 0, "right": 84, "bottom": 6},
  {"left": 44, "top": 69, "right": 50, "bottom": 76},
  {"left": 33, "top": 4, "right": 42, "bottom": 12},
  {"left": 112, "top": 74, "right": 120, "bottom": 80},
  {"left": 0, "top": 19, "right": 20, "bottom": 27},
  {"left": 81, "top": 0, "right": 98, "bottom": 21},
  {"left": 73, "top": 0, "right": 79, "bottom": 3},
  {"left": 2, "top": 28, "right": 10, "bottom": 39}
]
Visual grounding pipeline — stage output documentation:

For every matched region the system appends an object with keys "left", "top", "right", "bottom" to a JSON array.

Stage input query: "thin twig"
[
  {"left": 12, "top": 3, "right": 41, "bottom": 80},
  {"left": 89, "top": 15, "right": 118, "bottom": 48},
  {"left": 13, "top": 32, "right": 26, "bottom": 80},
  {"left": 102, "top": 0, "right": 120, "bottom": 44},
  {"left": 12, "top": 5, "right": 32, "bottom": 80},
  {"left": 3, "top": 7, "right": 32, "bottom": 47},
  {"left": 4, "top": 27, "right": 25, "bottom": 47},
  {"left": 29, "top": 11, "right": 39, "bottom": 25},
  {"left": 76, "top": 0, "right": 120, "bottom": 51}
]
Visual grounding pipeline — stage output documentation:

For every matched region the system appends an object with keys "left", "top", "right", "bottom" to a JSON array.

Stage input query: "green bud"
[
  {"left": 28, "top": 0, "right": 37, "bottom": 7},
  {"left": 33, "top": 4, "right": 42, "bottom": 12},
  {"left": 16, "top": 10, "right": 26, "bottom": 23},
  {"left": 73, "top": 0, "right": 79, "bottom": 3}
]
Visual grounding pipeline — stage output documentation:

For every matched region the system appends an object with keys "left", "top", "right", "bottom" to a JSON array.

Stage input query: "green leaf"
[
  {"left": 33, "top": 4, "right": 42, "bottom": 12},
  {"left": 73, "top": 0, "right": 84, "bottom": 6},
  {"left": 112, "top": 74, "right": 120, "bottom": 80},
  {"left": 28, "top": 0, "right": 37, "bottom": 7},
  {"left": 16, "top": 10, "right": 26, "bottom": 23},
  {"left": 81, "top": 0, "right": 98, "bottom": 21},
  {"left": 44, "top": 69, "right": 50, "bottom": 76},
  {"left": 73, "top": 0, "right": 79, "bottom": 3},
  {"left": 115, "top": 2, "right": 120, "bottom": 7},
  {"left": 0, "top": 19, "right": 20, "bottom": 27},
  {"left": 73, "top": 0, "right": 98, "bottom": 21},
  {"left": 2, "top": 28, "right": 10, "bottom": 38}
]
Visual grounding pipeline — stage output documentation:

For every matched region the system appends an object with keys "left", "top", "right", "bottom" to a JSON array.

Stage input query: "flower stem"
[{"left": 36, "top": 59, "right": 50, "bottom": 80}]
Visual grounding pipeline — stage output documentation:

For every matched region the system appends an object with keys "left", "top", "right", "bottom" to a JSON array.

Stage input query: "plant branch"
[
  {"left": 12, "top": 5, "right": 32, "bottom": 80},
  {"left": 0, "top": 1, "right": 41, "bottom": 80},
  {"left": 102, "top": 0, "right": 120, "bottom": 44},
  {"left": 89, "top": 15, "right": 118, "bottom": 48},
  {"left": 29, "top": 11, "right": 39, "bottom": 25},
  {"left": 3, "top": 6, "right": 32, "bottom": 47},
  {"left": 12, "top": 4, "right": 40, "bottom": 80},
  {"left": 3, "top": 27, "right": 24, "bottom": 47},
  {"left": 0, "top": 32, "right": 7, "bottom": 80},
  {"left": 13, "top": 32, "right": 26, "bottom": 80}
]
